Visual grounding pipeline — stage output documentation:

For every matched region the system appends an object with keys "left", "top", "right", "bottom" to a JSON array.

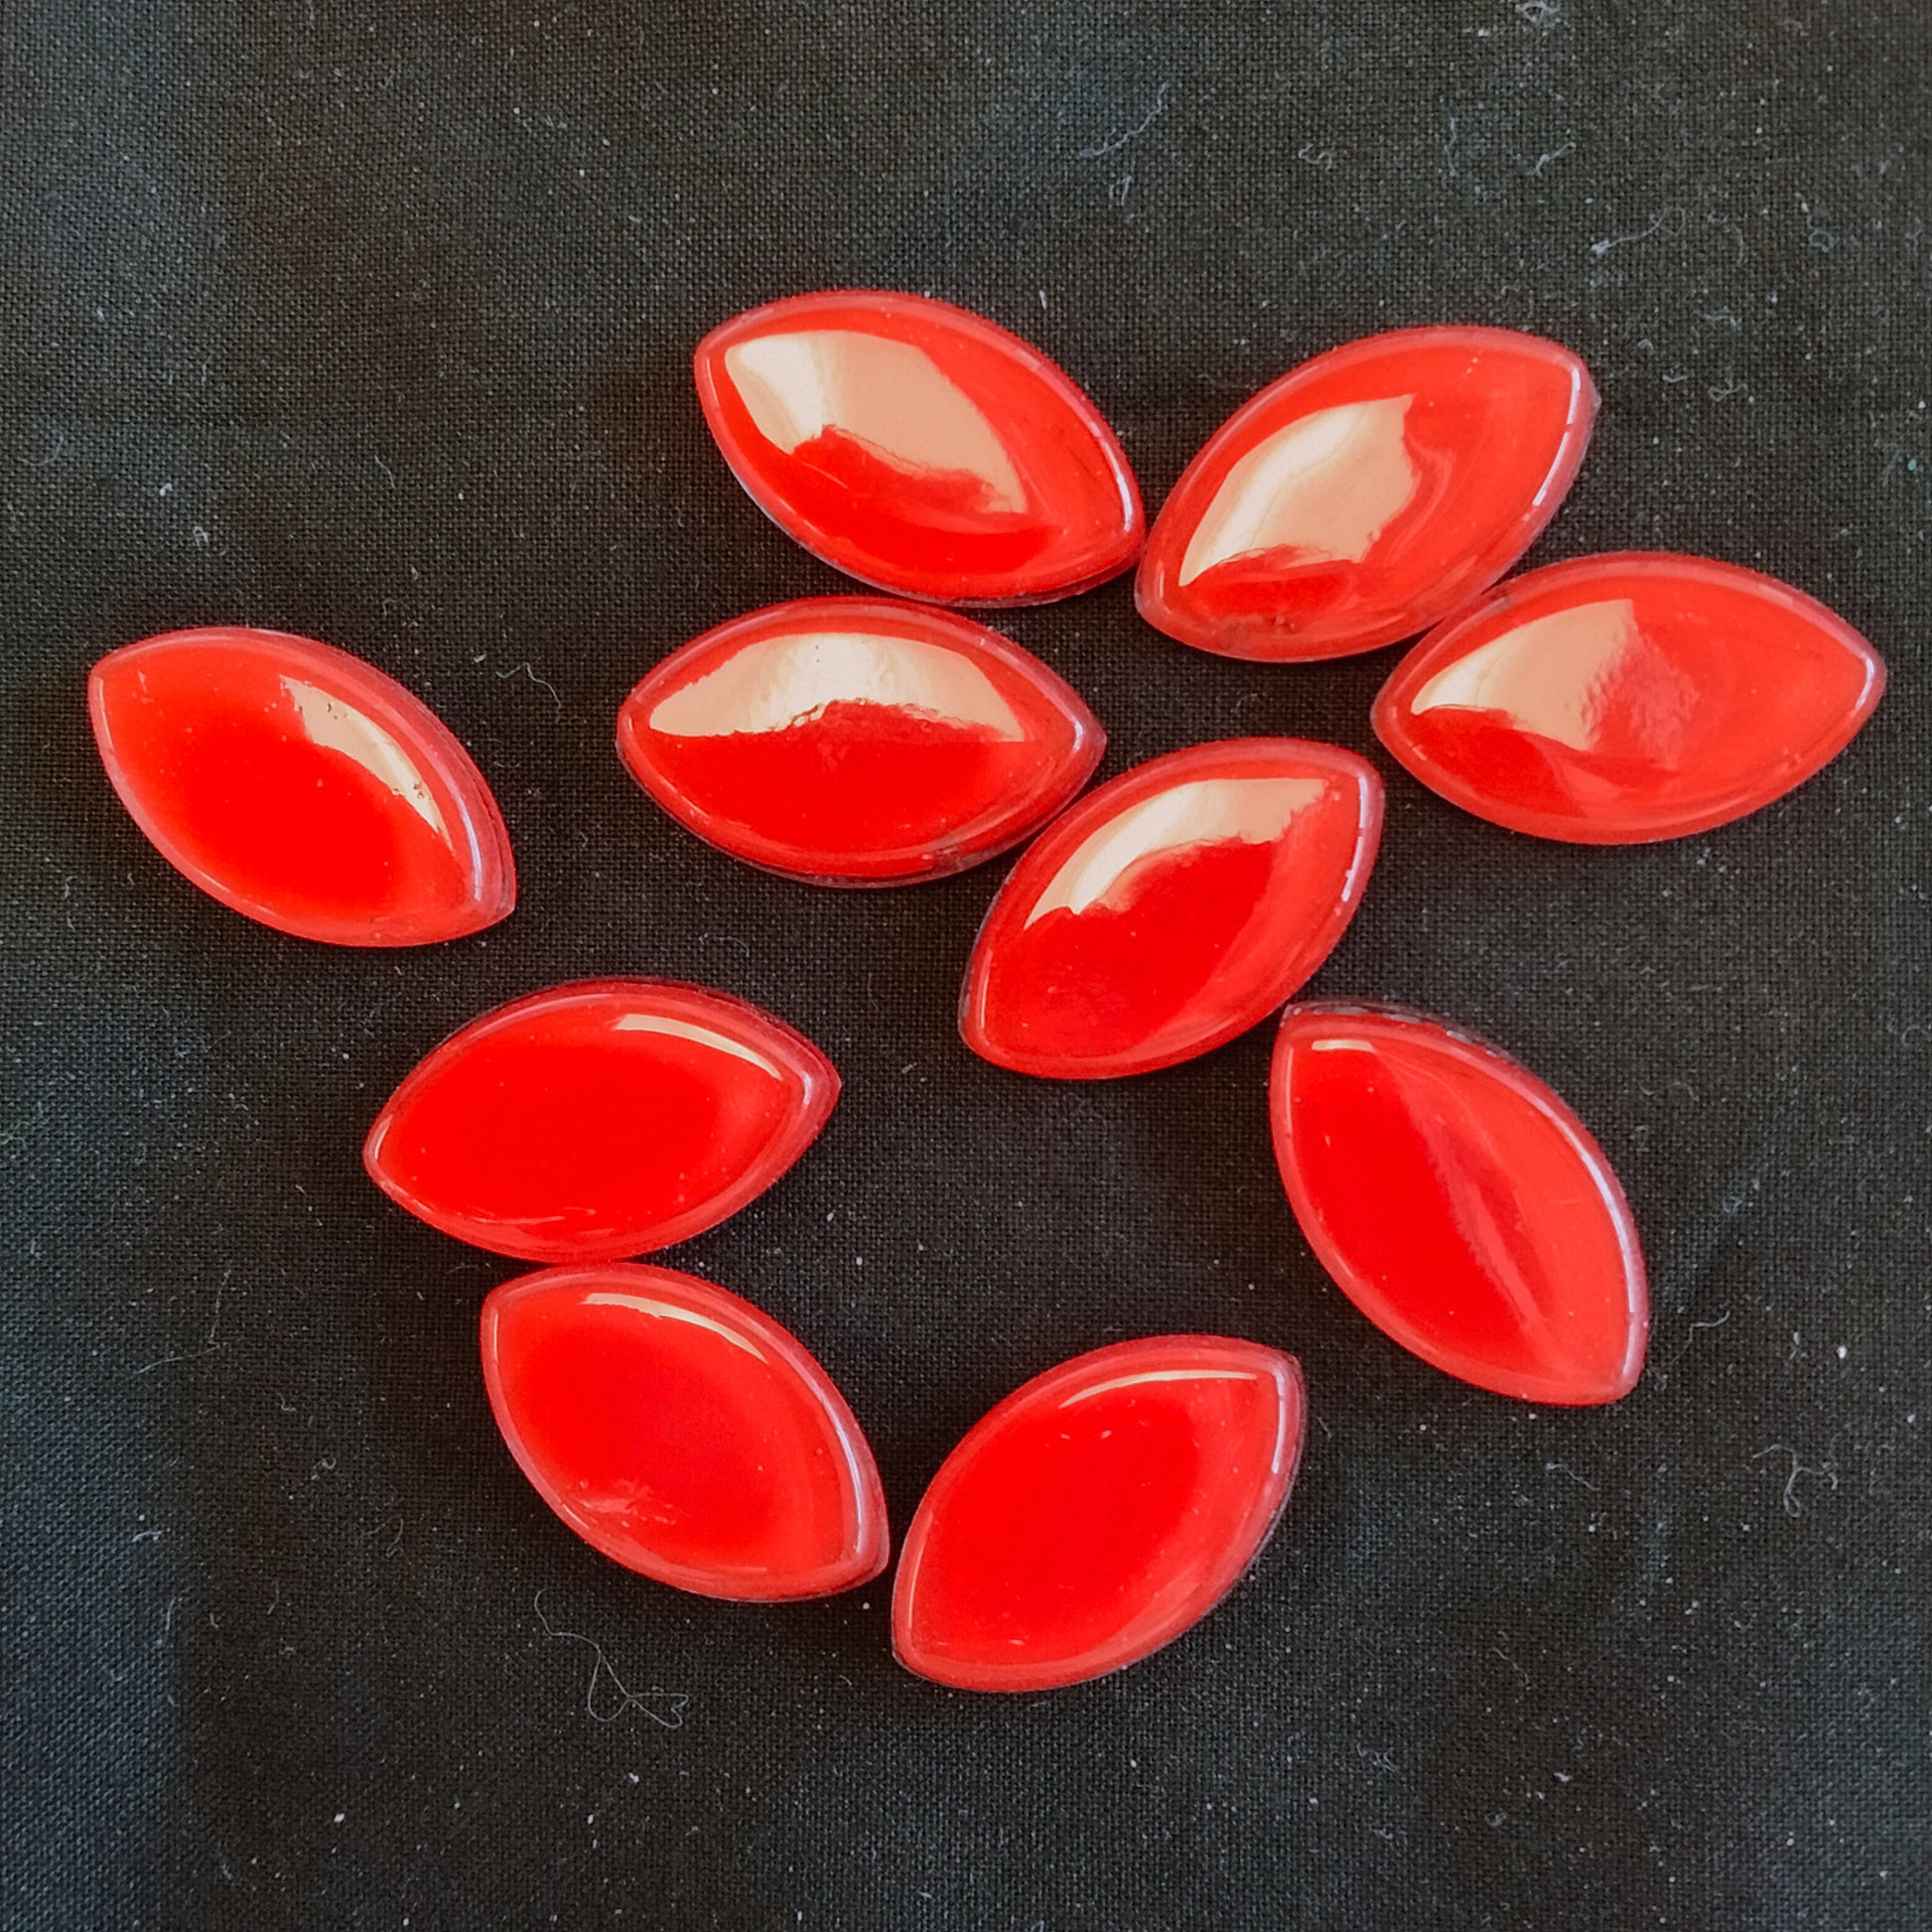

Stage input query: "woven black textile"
[{"left": 3, "top": 4, "right": 1927, "bottom": 1926}]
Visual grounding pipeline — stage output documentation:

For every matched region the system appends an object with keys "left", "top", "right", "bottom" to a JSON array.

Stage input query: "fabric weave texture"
[{"left": 1, "top": 4, "right": 1926, "bottom": 1927}]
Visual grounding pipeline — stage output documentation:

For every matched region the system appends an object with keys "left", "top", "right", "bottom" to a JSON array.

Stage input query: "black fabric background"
[{"left": 2, "top": 4, "right": 1927, "bottom": 1927}]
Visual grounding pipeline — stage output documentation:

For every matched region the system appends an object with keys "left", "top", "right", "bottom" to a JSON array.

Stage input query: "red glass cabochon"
[
  {"left": 1137, "top": 326, "right": 1596, "bottom": 661},
  {"left": 364, "top": 980, "right": 838, "bottom": 1262},
  {"left": 617, "top": 598, "right": 1105, "bottom": 884},
  {"left": 88, "top": 626, "right": 515, "bottom": 945},
  {"left": 694, "top": 291, "right": 1144, "bottom": 606},
  {"left": 893, "top": 1335, "right": 1305, "bottom": 1692},
  {"left": 1372, "top": 552, "right": 1888, "bottom": 843},
  {"left": 960, "top": 738, "right": 1383, "bottom": 1079},
  {"left": 1270, "top": 1002, "right": 1647, "bottom": 1405},
  {"left": 482, "top": 1263, "right": 889, "bottom": 1599}
]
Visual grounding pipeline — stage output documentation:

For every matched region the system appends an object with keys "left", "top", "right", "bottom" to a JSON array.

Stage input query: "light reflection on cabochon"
[
  {"left": 1025, "top": 775, "right": 1327, "bottom": 924},
  {"left": 1410, "top": 598, "right": 1696, "bottom": 761},
  {"left": 608, "top": 1012, "right": 784, "bottom": 1081},
  {"left": 646, "top": 628, "right": 1028, "bottom": 741},
  {"left": 1178, "top": 396, "right": 1417, "bottom": 584},
  {"left": 580, "top": 1292, "right": 770, "bottom": 1361},
  {"left": 281, "top": 677, "right": 450, "bottom": 836},
  {"left": 1060, "top": 1367, "right": 1263, "bottom": 1405},
  {"left": 726, "top": 331, "right": 1027, "bottom": 509}
]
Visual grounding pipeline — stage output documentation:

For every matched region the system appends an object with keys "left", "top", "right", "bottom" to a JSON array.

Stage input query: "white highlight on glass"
[
  {"left": 1179, "top": 395, "right": 1417, "bottom": 585},
  {"left": 728, "top": 331, "right": 1026, "bottom": 511},
  {"left": 1410, "top": 599, "right": 1654, "bottom": 753},
  {"left": 581, "top": 1292, "right": 770, "bottom": 1360},
  {"left": 283, "top": 678, "right": 447, "bottom": 837},
  {"left": 612, "top": 1014, "right": 782, "bottom": 1080},
  {"left": 1061, "top": 1366, "right": 1258, "bottom": 1407},
  {"left": 1026, "top": 775, "right": 1324, "bottom": 924},
  {"left": 649, "top": 629, "right": 1025, "bottom": 741}
]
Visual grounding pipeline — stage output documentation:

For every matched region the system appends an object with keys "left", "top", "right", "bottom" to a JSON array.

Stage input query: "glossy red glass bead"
[
  {"left": 88, "top": 626, "right": 515, "bottom": 945},
  {"left": 694, "top": 291, "right": 1143, "bottom": 605},
  {"left": 1270, "top": 1003, "right": 1647, "bottom": 1405},
  {"left": 1138, "top": 327, "right": 1596, "bottom": 660},
  {"left": 364, "top": 980, "right": 838, "bottom": 1262},
  {"left": 1372, "top": 552, "right": 1888, "bottom": 843},
  {"left": 960, "top": 739, "right": 1382, "bottom": 1079},
  {"left": 893, "top": 1336, "right": 1305, "bottom": 1692},
  {"left": 482, "top": 1263, "right": 889, "bottom": 1599},
  {"left": 617, "top": 597, "right": 1104, "bottom": 885}
]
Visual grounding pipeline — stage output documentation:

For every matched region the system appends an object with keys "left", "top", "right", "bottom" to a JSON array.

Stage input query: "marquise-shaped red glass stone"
[
  {"left": 88, "top": 626, "right": 515, "bottom": 945},
  {"left": 1371, "top": 552, "right": 1888, "bottom": 842},
  {"left": 694, "top": 291, "right": 1143, "bottom": 605},
  {"left": 960, "top": 739, "right": 1382, "bottom": 1078},
  {"left": 893, "top": 1336, "right": 1304, "bottom": 1692},
  {"left": 616, "top": 597, "right": 1105, "bottom": 884},
  {"left": 1137, "top": 327, "right": 1596, "bottom": 660},
  {"left": 364, "top": 980, "right": 838, "bottom": 1262},
  {"left": 482, "top": 1263, "right": 889, "bottom": 1599},
  {"left": 1270, "top": 1003, "right": 1647, "bottom": 1405}
]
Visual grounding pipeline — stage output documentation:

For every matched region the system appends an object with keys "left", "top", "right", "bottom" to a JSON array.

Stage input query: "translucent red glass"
[
  {"left": 1372, "top": 552, "right": 1887, "bottom": 842},
  {"left": 617, "top": 597, "right": 1104, "bottom": 884},
  {"left": 961, "top": 738, "right": 1382, "bottom": 1078},
  {"left": 893, "top": 1336, "right": 1304, "bottom": 1692},
  {"left": 694, "top": 291, "right": 1143, "bottom": 605},
  {"left": 1270, "top": 1003, "right": 1647, "bottom": 1405},
  {"left": 482, "top": 1263, "right": 889, "bottom": 1599},
  {"left": 88, "top": 625, "right": 515, "bottom": 945},
  {"left": 364, "top": 980, "right": 838, "bottom": 1262},
  {"left": 1138, "top": 327, "right": 1595, "bottom": 660}
]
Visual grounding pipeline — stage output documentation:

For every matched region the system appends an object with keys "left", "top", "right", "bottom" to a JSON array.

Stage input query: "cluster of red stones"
[{"left": 89, "top": 294, "right": 1885, "bottom": 1695}]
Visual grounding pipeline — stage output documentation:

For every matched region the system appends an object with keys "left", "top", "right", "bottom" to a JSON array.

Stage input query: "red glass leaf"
[
  {"left": 364, "top": 980, "right": 838, "bottom": 1262},
  {"left": 893, "top": 1336, "right": 1304, "bottom": 1692},
  {"left": 960, "top": 739, "right": 1382, "bottom": 1078},
  {"left": 1137, "top": 327, "right": 1596, "bottom": 660},
  {"left": 1270, "top": 1003, "right": 1647, "bottom": 1405},
  {"left": 88, "top": 626, "right": 515, "bottom": 945},
  {"left": 1372, "top": 552, "right": 1887, "bottom": 842},
  {"left": 617, "top": 597, "right": 1104, "bottom": 884},
  {"left": 482, "top": 1263, "right": 889, "bottom": 1599},
  {"left": 694, "top": 291, "right": 1143, "bottom": 606}
]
